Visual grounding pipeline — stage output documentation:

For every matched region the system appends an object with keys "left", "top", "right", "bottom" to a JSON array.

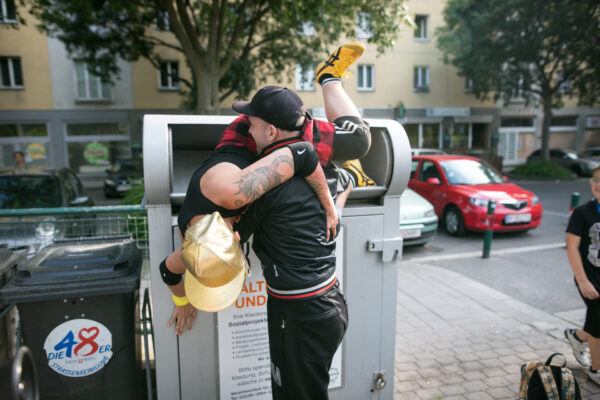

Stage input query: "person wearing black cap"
[
  {"left": 159, "top": 124, "right": 337, "bottom": 336},
  {"left": 233, "top": 43, "right": 369, "bottom": 400}
]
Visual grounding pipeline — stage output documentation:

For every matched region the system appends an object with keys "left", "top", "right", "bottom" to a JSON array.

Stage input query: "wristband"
[
  {"left": 172, "top": 294, "right": 190, "bottom": 307},
  {"left": 159, "top": 258, "right": 183, "bottom": 285},
  {"left": 287, "top": 141, "right": 319, "bottom": 177}
]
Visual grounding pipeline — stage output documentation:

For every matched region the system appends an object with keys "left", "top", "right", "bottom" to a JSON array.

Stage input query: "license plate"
[
  {"left": 505, "top": 213, "right": 531, "bottom": 224},
  {"left": 400, "top": 228, "right": 421, "bottom": 239}
]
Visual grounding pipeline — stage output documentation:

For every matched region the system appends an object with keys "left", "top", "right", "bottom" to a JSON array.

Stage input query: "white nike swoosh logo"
[{"left": 297, "top": 149, "right": 306, "bottom": 154}]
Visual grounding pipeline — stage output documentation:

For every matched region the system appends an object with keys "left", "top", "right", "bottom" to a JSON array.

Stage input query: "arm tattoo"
[
  {"left": 232, "top": 154, "right": 293, "bottom": 207},
  {"left": 305, "top": 174, "right": 327, "bottom": 199}
]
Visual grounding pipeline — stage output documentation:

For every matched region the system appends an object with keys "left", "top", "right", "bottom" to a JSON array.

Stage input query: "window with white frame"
[
  {"left": 0, "top": 56, "right": 23, "bottom": 89},
  {"left": 557, "top": 71, "right": 570, "bottom": 94},
  {"left": 413, "top": 66, "right": 429, "bottom": 92},
  {"left": 295, "top": 64, "right": 314, "bottom": 91},
  {"left": 465, "top": 77, "right": 473, "bottom": 92},
  {"left": 357, "top": 64, "right": 374, "bottom": 91},
  {"left": 0, "top": 0, "right": 16, "bottom": 23},
  {"left": 156, "top": 9, "right": 170, "bottom": 31},
  {"left": 159, "top": 61, "right": 180, "bottom": 90},
  {"left": 414, "top": 15, "right": 429, "bottom": 40},
  {"left": 356, "top": 12, "right": 373, "bottom": 39},
  {"left": 75, "top": 61, "right": 111, "bottom": 101}
]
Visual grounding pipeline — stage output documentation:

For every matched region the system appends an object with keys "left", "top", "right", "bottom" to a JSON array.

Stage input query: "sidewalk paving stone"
[{"left": 394, "top": 262, "right": 600, "bottom": 399}]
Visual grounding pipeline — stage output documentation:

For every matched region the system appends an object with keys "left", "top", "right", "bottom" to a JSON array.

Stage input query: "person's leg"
[
  {"left": 590, "top": 336, "right": 600, "bottom": 371},
  {"left": 322, "top": 81, "right": 361, "bottom": 122}
]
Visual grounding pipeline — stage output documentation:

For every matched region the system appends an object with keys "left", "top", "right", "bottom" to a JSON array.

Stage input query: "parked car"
[
  {"left": 411, "top": 148, "right": 447, "bottom": 156},
  {"left": 409, "top": 155, "right": 543, "bottom": 236},
  {"left": 399, "top": 188, "right": 438, "bottom": 246},
  {"left": 527, "top": 148, "right": 598, "bottom": 176},
  {"left": 0, "top": 167, "right": 94, "bottom": 251},
  {"left": 104, "top": 159, "right": 143, "bottom": 198},
  {"left": 582, "top": 147, "right": 600, "bottom": 160}
]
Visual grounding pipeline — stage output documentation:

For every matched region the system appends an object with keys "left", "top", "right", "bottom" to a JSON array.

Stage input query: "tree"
[
  {"left": 436, "top": 0, "right": 600, "bottom": 160},
  {"left": 20, "top": 0, "right": 413, "bottom": 114}
]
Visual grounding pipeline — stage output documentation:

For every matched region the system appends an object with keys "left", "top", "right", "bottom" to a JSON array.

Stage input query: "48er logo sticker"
[{"left": 44, "top": 319, "right": 113, "bottom": 377}]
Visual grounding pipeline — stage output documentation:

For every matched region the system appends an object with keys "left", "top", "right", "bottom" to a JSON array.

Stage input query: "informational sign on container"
[
  {"left": 218, "top": 231, "right": 345, "bottom": 400},
  {"left": 43, "top": 318, "right": 113, "bottom": 377}
]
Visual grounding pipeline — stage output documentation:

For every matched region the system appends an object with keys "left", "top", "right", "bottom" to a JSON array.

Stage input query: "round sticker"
[
  {"left": 83, "top": 142, "right": 109, "bottom": 165},
  {"left": 25, "top": 143, "right": 47, "bottom": 160},
  {"left": 43, "top": 318, "right": 113, "bottom": 377}
]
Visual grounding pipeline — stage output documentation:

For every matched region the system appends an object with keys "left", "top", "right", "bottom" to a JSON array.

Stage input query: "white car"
[{"left": 399, "top": 188, "right": 438, "bottom": 246}]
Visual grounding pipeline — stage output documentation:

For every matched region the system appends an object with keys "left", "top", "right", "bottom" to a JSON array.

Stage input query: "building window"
[
  {"left": 422, "top": 123, "right": 440, "bottom": 148},
  {"left": 465, "top": 77, "right": 473, "bottom": 92},
  {"left": 0, "top": 123, "right": 51, "bottom": 168},
  {"left": 0, "top": 0, "right": 16, "bottom": 23},
  {"left": 557, "top": 71, "right": 570, "bottom": 94},
  {"left": 357, "top": 64, "right": 374, "bottom": 91},
  {"left": 0, "top": 57, "right": 23, "bottom": 89},
  {"left": 75, "top": 61, "right": 112, "bottom": 101},
  {"left": 156, "top": 9, "right": 170, "bottom": 31},
  {"left": 66, "top": 122, "right": 130, "bottom": 173},
  {"left": 295, "top": 64, "right": 314, "bottom": 92},
  {"left": 356, "top": 12, "right": 373, "bottom": 39},
  {"left": 500, "top": 117, "right": 535, "bottom": 128},
  {"left": 159, "top": 61, "right": 180, "bottom": 90},
  {"left": 413, "top": 66, "right": 429, "bottom": 92},
  {"left": 414, "top": 15, "right": 429, "bottom": 40}
]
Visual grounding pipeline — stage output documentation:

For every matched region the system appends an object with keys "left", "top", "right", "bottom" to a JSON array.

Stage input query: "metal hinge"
[
  {"left": 367, "top": 237, "right": 403, "bottom": 262},
  {"left": 371, "top": 370, "right": 387, "bottom": 392}
]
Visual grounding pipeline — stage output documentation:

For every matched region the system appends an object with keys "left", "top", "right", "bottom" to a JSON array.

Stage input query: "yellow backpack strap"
[
  {"left": 560, "top": 367, "right": 577, "bottom": 400},
  {"left": 518, "top": 362, "right": 544, "bottom": 399},
  {"left": 537, "top": 365, "right": 560, "bottom": 400}
]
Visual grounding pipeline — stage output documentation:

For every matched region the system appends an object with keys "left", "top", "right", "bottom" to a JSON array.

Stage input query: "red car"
[{"left": 409, "top": 155, "right": 543, "bottom": 236}]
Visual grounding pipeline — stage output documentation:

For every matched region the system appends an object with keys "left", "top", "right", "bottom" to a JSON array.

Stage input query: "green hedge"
[{"left": 512, "top": 160, "right": 577, "bottom": 180}]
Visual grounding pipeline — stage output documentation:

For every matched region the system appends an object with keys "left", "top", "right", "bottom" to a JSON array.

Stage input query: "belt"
[{"left": 267, "top": 274, "right": 337, "bottom": 300}]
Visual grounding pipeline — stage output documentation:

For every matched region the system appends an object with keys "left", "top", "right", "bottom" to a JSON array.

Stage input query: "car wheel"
[
  {"left": 444, "top": 206, "right": 466, "bottom": 236},
  {"left": 571, "top": 165, "right": 582, "bottom": 176}
]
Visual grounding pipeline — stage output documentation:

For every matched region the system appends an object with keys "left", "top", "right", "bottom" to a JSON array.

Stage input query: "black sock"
[
  {"left": 591, "top": 367, "right": 598, "bottom": 373},
  {"left": 318, "top": 73, "right": 335, "bottom": 86}
]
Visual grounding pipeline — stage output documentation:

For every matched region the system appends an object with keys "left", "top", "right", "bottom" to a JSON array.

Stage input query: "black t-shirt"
[
  {"left": 177, "top": 145, "right": 254, "bottom": 236},
  {"left": 566, "top": 199, "right": 600, "bottom": 289}
]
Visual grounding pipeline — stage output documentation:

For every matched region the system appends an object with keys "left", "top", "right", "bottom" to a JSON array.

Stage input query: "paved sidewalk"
[{"left": 394, "top": 262, "right": 600, "bottom": 399}]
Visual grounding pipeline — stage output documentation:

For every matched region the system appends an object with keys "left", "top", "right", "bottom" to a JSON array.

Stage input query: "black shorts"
[
  {"left": 331, "top": 116, "right": 371, "bottom": 161},
  {"left": 266, "top": 282, "right": 348, "bottom": 400},
  {"left": 576, "top": 281, "right": 600, "bottom": 338}
]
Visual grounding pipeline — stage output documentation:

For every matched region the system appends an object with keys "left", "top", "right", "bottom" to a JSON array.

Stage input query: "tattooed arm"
[{"left": 201, "top": 147, "right": 295, "bottom": 210}]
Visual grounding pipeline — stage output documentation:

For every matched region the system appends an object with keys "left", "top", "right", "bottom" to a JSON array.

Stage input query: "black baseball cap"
[{"left": 232, "top": 86, "right": 304, "bottom": 131}]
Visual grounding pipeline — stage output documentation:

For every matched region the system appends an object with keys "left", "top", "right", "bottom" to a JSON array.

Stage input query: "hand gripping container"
[
  {"left": 0, "top": 237, "right": 142, "bottom": 400},
  {"left": 143, "top": 115, "right": 411, "bottom": 400}
]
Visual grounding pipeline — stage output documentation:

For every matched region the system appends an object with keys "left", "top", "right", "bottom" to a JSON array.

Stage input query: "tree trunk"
[
  {"left": 194, "top": 64, "right": 220, "bottom": 115},
  {"left": 540, "top": 93, "right": 552, "bottom": 162}
]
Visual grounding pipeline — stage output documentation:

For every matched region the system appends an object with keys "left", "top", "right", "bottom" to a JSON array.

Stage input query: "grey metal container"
[{"left": 143, "top": 115, "right": 411, "bottom": 400}]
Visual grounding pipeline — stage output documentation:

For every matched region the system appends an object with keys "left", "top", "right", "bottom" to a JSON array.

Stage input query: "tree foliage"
[
  {"left": 436, "top": 0, "right": 600, "bottom": 159},
  {"left": 21, "top": 0, "right": 413, "bottom": 114}
]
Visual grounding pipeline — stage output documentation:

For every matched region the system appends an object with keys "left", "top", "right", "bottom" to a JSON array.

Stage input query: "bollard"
[
  {"left": 482, "top": 200, "right": 496, "bottom": 259},
  {"left": 570, "top": 192, "right": 580, "bottom": 213}
]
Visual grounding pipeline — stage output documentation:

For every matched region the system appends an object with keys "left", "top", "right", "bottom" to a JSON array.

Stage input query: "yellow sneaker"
[
  {"left": 342, "top": 159, "right": 377, "bottom": 187},
  {"left": 314, "top": 43, "right": 365, "bottom": 83}
]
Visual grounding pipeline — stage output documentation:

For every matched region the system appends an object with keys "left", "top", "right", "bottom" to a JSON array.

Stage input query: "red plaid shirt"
[{"left": 216, "top": 114, "right": 335, "bottom": 166}]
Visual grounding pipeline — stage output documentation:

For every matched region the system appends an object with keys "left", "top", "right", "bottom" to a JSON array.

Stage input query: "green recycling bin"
[{"left": 0, "top": 237, "right": 142, "bottom": 400}]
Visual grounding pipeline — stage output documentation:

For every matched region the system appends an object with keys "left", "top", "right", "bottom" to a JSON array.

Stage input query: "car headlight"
[
  {"left": 105, "top": 179, "right": 116, "bottom": 186},
  {"left": 424, "top": 209, "right": 435, "bottom": 217},
  {"left": 531, "top": 195, "right": 539, "bottom": 205},
  {"left": 469, "top": 197, "right": 489, "bottom": 207}
]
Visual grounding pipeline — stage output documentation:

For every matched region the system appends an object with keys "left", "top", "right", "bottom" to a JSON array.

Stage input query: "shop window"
[
  {"left": 159, "top": 61, "right": 180, "bottom": 90},
  {"left": 0, "top": 56, "right": 23, "bottom": 89},
  {"left": 414, "top": 15, "right": 429, "bottom": 40},
  {"left": 500, "top": 117, "right": 535, "bottom": 128},
  {"left": 449, "top": 123, "right": 469, "bottom": 149},
  {"left": 0, "top": 0, "right": 16, "bottom": 23},
  {"left": 357, "top": 65, "right": 374, "bottom": 91},
  {"left": 66, "top": 122, "right": 129, "bottom": 173},
  {"left": 404, "top": 124, "right": 419, "bottom": 148},
  {"left": 295, "top": 64, "right": 314, "bottom": 92},
  {"left": 421, "top": 123, "right": 439, "bottom": 148},
  {"left": 0, "top": 123, "right": 50, "bottom": 168},
  {"left": 75, "top": 61, "right": 112, "bottom": 101},
  {"left": 413, "top": 66, "right": 429, "bottom": 92},
  {"left": 551, "top": 116, "right": 577, "bottom": 127}
]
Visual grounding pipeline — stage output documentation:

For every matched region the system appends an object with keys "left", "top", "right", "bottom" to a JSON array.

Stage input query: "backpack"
[{"left": 518, "top": 353, "right": 582, "bottom": 400}]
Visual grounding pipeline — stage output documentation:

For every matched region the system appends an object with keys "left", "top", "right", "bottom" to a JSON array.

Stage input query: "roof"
[{"left": 411, "top": 154, "right": 482, "bottom": 162}]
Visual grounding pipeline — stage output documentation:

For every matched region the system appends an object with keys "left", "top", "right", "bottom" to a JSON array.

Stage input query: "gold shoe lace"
[{"left": 334, "top": 55, "right": 355, "bottom": 78}]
